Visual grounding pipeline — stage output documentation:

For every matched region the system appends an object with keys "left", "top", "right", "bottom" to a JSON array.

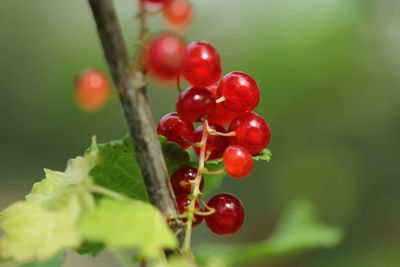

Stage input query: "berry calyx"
[
  {"left": 171, "top": 166, "right": 204, "bottom": 195},
  {"left": 223, "top": 145, "right": 253, "bottom": 179},
  {"left": 163, "top": 0, "right": 192, "bottom": 27},
  {"left": 229, "top": 113, "right": 271, "bottom": 155},
  {"left": 205, "top": 193, "right": 244, "bottom": 236},
  {"left": 176, "top": 86, "right": 216, "bottom": 123},
  {"left": 182, "top": 41, "right": 222, "bottom": 87},
  {"left": 75, "top": 69, "right": 111, "bottom": 112},
  {"left": 176, "top": 194, "right": 203, "bottom": 227},
  {"left": 145, "top": 33, "right": 187, "bottom": 81},
  {"left": 157, "top": 112, "right": 195, "bottom": 149},
  {"left": 193, "top": 124, "right": 229, "bottom": 160},
  {"left": 206, "top": 84, "right": 236, "bottom": 126},
  {"left": 218, "top": 71, "right": 260, "bottom": 114}
]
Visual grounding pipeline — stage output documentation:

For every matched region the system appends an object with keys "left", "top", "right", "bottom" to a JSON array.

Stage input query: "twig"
[{"left": 87, "top": 0, "right": 184, "bottom": 248}]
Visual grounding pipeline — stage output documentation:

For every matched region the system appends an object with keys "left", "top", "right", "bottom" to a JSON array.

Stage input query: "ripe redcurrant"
[
  {"left": 145, "top": 33, "right": 187, "bottom": 81},
  {"left": 223, "top": 145, "right": 253, "bottom": 179},
  {"left": 205, "top": 193, "right": 244, "bottom": 236},
  {"left": 176, "top": 86, "right": 216, "bottom": 123},
  {"left": 140, "top": 0, "right": 167, "bottom": 11},
  {"left": 206, "top": 84, "right": 236, "bottom": 126},
  {"left": 157, "top": 112, "right": 195, "bottom": 149},
  {"left": 182, "top": 41, "right": 222, "bottom": 87},
  {"left": 218, "top": 71, "right": 260, "bottom": 114},
  {"left": 75, "top": 69, "right": 110, "bottom": 112},
  {"left": 171, "top": 166, "right": 204, "bottom": 195},
  {"left": 229, "top": 113, "right": 271, "bottom": 155},
  {"left": 176, "top": 194, "right": 203, "bottom": 227},
  {"left": 163, "top": 0, "right": 192, "bottom": 27},
  {"left": 193, "top": 124, "right": 229, "bottom": 160},
  {"left": 141, "top": 0, "right": 166, "bottom": 3}
]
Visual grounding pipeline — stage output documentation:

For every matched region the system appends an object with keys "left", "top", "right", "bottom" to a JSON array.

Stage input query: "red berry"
[
  {"left": 229, "top": 113, "right": 271, "bottom": 155},
  {"left": 75, "top": 69, "right": 111, "bottom": 112},
  {"left": 176, "top": 194, "right": 203, "bottom": 227},
  {"left": 145, "top": 33, "right": 187, "bottom": 81},
  {"left": 182, "top": 41, "right": 222, "bottom": 87},
  {"left": 205, "top": 193, "right": 244, "bottom": 236},
  {"left": 176, "top": 87, "right": 216, "bottom": 123},
  {"left": 163, "top": 0, "right": 192, "bottom": 27},
  {"left": 218, "top": 72, "right": 260, "bottom": 114},
  {"left": 142, "top": 0, "right": 166, "bottom": 3},
  {"left": 223, "top": 145, "right": 253, "bottom": 179},
  {"left": 206, "top": 84, "right": 236, "bottom": 126},
  {"left": 157, "top": 112, "right": 195, "bottom": 149},
  {"left": 193, "top": 124, "right": 229, "bottom": 160},
  {"left": 140, "top": 0, "right": 167, "bottom": 11},
  {"left": 171, "top": 166, "right": 204, "bottom": 195}
]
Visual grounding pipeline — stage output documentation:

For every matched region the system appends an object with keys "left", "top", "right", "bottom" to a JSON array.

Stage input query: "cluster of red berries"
[
  {"left": 75, "top": 0, "right": 192, "bottom": 112},
  {"left": 154, "top": 39, "right": 271, "bottom": 235},
  {"left": 171, "top": 166, "right": 245, "bottom": 235}
]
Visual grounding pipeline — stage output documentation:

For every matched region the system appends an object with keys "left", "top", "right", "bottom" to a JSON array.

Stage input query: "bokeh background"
[{"left": 1, "top": 0, "right": 399, "bottom": 266}]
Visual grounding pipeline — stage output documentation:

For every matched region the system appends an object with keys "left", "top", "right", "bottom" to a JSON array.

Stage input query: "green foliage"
[
  {"left": 1, "top": 135, "right": 325, "bottom": 267},
  {"left": 0, "top": 196, "right": 81, "bottom": 263},
  {"left": 78, "top": 198, "right": 177, "bottom": 259},
  {"left": 159, "top": 136, "right": 191, "bottom": 176},
  {"left": 152, "top": 256, "right": 197, "bottom": 267},
  {"left": 252, "top": 148, "right": 272, "bottom": 162},
  {"left": 75, "top": 242, "right": 104, "bottom": 257},
  {"left": 195, "top": 199, "right": 343, "bottom": 266},
  {"left": 152, "top": 256, "right": 228, "bottom": 267},
  {"left": 90, "top": 137, "right": 148, "bottom": 201},
  {"left": 0, "top": 143, "right": 99, "bottom": 263},
  {"left": 19, "top": 253, "right": 64, "bottom": 267}
]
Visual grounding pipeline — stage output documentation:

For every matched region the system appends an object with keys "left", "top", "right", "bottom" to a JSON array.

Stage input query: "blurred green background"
[{"left": 1, "top": 0, "right": 399, "bottom": 266}]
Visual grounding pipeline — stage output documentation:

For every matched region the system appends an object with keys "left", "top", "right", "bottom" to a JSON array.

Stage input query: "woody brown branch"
[{"left": 87, "top": 0, "right": 184, "bottom": 248}]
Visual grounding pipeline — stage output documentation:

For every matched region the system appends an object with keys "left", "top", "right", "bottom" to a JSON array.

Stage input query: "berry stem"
[
  {"left": 209, "top": 130, "right": 236, "bottom": 137},
  {"left": 199, "top": 196, "right": 215, "bottom": 211},
  {"left": 183, "top": 118, "right": 209, "bottom": 252},
  {"left": 194, "top": 209, "right": 215, "bottom": 216},
  {"left": 215, "top": 96, "right": 226, "bottom": 103},
  {"left": 176, "top": 75, "right": 183, "bottom": 93}
]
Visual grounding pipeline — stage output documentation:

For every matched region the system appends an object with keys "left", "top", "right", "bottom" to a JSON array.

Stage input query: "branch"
[{"left": 87, "top": 0, "right": 184, "bottom": 247}]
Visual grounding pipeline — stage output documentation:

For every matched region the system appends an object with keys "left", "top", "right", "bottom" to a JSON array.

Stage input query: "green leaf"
[
  {"left": 151, "top": 256, "right": 228, "bottom": 267},
  {"left": 159, "top": 136, "right": 191, "bottom": 176},
  {"left": 75, "top": 242, "right": 104, "bottom": 257},
  {"left": 19, "top": 253, "right": 64, "bottom": 267},
  {"left": 0, "top": 140, "right": 98, "bottom": 263},
  {"left": 195, "top": 199, "right": 343, "bottom": 266},
  {"left": 90, "top": 137, "right": 148, "bottom": 201},
  {"left": 252, "top": 148, "right": 272, "bottom": 162},
  {"left": 78, "top": 198, "right": 178, "bottom": 259},
  {"left": 0, "top": 195, "right": 81, "bottom": 263},
  {"left": 152, "top": 256, "right": 197, "bottom": 267}
]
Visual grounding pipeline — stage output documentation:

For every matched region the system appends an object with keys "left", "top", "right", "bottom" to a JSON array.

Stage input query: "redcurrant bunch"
[{"left": 154, "top": 38, "right": 271, "bottom": 236}]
